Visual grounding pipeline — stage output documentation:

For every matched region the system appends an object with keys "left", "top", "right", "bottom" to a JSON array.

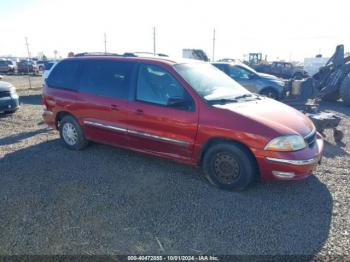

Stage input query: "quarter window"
[{"left": 47, "top": 60, "right": 81, "bottom": 91}]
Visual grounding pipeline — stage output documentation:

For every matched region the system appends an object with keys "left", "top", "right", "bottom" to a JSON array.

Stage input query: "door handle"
[
  {"left": 111, "top": 104, "right": 119, "bottom": 111},
  {"left": 135, "top": 109, "right": 144, "bottom": 115}
]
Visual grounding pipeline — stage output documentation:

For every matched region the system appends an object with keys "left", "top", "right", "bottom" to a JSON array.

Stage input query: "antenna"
[
  {"left": 212, "top": 29, "right": 216, "bottom": 62},
  {"left": 24, "top": 37, "right": 32, "bottom": 89},
  {"left": 104, "top": 33, "right": 107, "bottom": 53},
  {"left": 153, "top": 27, "right": 156, "bottom": 56}
]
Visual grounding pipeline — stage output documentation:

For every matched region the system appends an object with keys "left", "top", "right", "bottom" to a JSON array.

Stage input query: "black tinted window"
[
  {"left": 47, "top": 60, "right": 81, "bottom": 91},
  {"left": 213, "top": 63, "right": 227, "bottom": 72},
  {"left": 79, "top": 60, "right": 134, "bottom": 99},
  {"left": 136, "top": 64, "right": 194, "bottom": 111}
]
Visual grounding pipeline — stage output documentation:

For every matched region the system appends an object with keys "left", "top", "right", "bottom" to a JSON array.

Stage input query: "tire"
[
  {"left": 333, "top": 129, "right": 344, "bottom": 143},
  {"left": 260, "top": 88, "right": 279, "bottom": 100},
  {"left": 59, "top": 115, "right": 89, "bottom": 150},
  {"left": 293, "top": 72, "right": 303, "bottom": 80},
  {"left": 340, "top": 74, "right": 350, "bottom": 106},
  {"left": 321, "top": 91, "right": 340, "bottom": 102},
  {"left": 202, "top": 143, "right": 257, "bottom": 191}
]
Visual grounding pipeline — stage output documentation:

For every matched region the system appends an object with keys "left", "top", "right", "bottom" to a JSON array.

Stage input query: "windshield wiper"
[
  {"left": 233, "top": 94, "right": 253, "bottom": 99},
  {"left": 207, "top": 98, "right": 238, "bottom": 105}
]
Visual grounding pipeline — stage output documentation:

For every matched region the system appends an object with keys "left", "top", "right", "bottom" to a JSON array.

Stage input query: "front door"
[{"left": 127, "top": 63, "right": 198, "bottom": 161}]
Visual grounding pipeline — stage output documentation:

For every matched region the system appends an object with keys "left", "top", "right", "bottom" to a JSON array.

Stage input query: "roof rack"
[
  {"left": 122, "top": 52, "right": 169, "bottom": 57},
  {"left": 74, "top": 52, "right": 121, "bottom": 57},
  {"left": 73, "top": 51, "right": 170, "bottom": 58}
]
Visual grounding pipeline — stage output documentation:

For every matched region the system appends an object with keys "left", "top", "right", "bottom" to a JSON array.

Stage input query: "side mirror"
[
  {"left": 167, "top": 96, "right": 193, "bottom": 111},
  {"left": 167, "top": 96, "right": 187, "bottom": 106}
]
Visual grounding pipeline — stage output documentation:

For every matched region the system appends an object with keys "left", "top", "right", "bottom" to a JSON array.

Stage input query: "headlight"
[{"left": 264, "top": 135, "right": 306, "bottom": 152}]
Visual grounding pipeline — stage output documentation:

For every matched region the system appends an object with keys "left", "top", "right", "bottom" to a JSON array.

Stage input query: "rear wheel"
[
  {"left": 340, "top": 74, "right": 350, "bottom": 106},
  {"left": 260, "top": 88, "right": 279, "bottom": 100},
  {"left": 59, "top": 115, "right": 89, "bottom": 150},
  {"left": 202, "top": 143, "right": 257, "bottom": 191},
  {"left": 293, "top": 72, "right": 304, "bottom": 80}
]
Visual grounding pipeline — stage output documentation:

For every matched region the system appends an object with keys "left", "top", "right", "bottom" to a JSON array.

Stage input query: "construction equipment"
[
  {"left": 278, "top": 44, "right": 350, "bottom": 142},
  {"left": 311, "top": 45, "right": 350, "bottom": 104}
]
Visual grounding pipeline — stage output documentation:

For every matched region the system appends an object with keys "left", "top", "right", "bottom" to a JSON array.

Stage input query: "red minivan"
[{"left": 42, "top": 54, "right": 324, "bottom": 190}]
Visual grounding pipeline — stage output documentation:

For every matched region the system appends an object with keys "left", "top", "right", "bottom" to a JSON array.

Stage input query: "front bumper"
[
  {"left": 255, "top": 133, "right": 324, "bottom": 181},
  {"left": 0, "top": 96, "right": 19, "bottom": 113}
]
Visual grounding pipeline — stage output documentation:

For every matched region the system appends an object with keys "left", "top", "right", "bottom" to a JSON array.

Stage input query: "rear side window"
[
  {"left": 79, "top": 60, "right": 134, "bottom": 99},
  {"left": 47, "top": 60, "right": 81, "bottom": 91}
]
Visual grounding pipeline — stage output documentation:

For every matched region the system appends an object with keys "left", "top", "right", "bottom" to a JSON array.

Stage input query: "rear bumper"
[
  {"left": 256, "top": 134, "right": 324, "bottom": 181},
  {"left": 42, "top": 110, "right": 56, "bottom": 129},
  {"left": 0, "top": 97, "right": 19, "bottom": 112}
]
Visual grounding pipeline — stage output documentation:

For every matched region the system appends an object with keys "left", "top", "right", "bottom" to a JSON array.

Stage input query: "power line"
[
  {"left": 212, "top": 29, "right": 216, "bottom": 62},
  {"left": 153, "top": 27, "right": 156, "bottom": 55},
  {"left": 104, "top": 33, "right": 107, "bottom": 53},
  {"left": 24, "top": 37, "right": 32, "bottom": 89}
]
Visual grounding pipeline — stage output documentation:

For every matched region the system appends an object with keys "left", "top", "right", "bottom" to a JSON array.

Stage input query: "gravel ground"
[{"left": 0, "top": 76, "right": 349, "bottom": 256}]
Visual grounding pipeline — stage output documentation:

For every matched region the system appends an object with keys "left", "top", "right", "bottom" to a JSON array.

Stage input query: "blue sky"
[{"left": 0, "top": 0, "right": 349, "bottom": 61}]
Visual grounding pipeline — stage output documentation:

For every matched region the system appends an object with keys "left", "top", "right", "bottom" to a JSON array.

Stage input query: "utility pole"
[
  {"left": 212, "top": 29, "right": 216, "bottom": 62},
  {"left": 104, "top": 33, "right": 107, "bottom": 53},
  {"left": 25, "top": 37, "right": 32, "bottom": 89},
  {"left": 153, "top": 27, "right": 156, "bottom": 56}
]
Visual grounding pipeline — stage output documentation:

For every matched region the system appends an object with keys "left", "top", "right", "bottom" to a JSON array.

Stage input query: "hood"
[
  {"left": 258, "top": 72, "right": 279, "bottom": 81},
  {"left": 0, "top": 81, "right": 13, "bottom": 92},
  {"left": 215, "top": 97, "right": 315, "bottom": 137}
]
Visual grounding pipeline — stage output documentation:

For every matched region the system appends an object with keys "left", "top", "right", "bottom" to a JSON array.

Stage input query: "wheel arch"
[
  {"left": 199, "top": 137, "right": 258, "bottom": 166},
  {"left": 55, "top": 111, "right": 77, "bottom": 129},
  {"left": 259, "top": 86, "right": 281, "bottom": 98}
]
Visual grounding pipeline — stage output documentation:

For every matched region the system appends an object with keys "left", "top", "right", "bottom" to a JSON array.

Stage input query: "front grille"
[
  {"left": 0, "top": 91, "right": 11, "bottom": 98},
  {"left": 304, "top": 131, "right": 316, "bottom": 147}
]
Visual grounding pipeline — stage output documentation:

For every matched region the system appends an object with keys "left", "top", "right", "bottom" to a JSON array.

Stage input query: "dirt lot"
[{"left": 0, "top": 76, "right": 349, "bottom": 256}]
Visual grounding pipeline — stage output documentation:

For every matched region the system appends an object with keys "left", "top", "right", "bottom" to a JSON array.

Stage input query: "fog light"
[{"left": 272, "top": 171, "right": 295, "bottom": 179}]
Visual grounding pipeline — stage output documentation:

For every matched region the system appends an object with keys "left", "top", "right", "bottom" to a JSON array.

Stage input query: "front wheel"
[
  {"left": 202, "top": 143, "right": 257, "bottom": 191},
  {"left": 59, "top": 115, "right": 89, "bottom": 150},
  {"left": 260, "top": 88, "right": 279, "bottom": 100}
]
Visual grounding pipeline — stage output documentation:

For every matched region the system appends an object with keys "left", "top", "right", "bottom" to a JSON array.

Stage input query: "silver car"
[{"left": 212, "top": 62, "right": 286, "bottom": 99}]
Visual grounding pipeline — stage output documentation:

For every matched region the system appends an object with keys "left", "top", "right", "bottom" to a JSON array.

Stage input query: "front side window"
[
  {"left": 229, "top": 66, "right": 254, "bottom": 80},
  {"left": 173, "top": 63, "right": 250, "bottom": 102},
  {"left": 47, "top": 60, "right": 81, "bottom": 91},
  {"left": 79, "top": 60, "right": 134, "bottom": 99},
  {"left": 136, "top": 64, "right": 194, "bottom": 111}
]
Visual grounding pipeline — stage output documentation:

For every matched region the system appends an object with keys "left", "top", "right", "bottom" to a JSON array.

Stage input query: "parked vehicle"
[
  {"left": 42, "top": 54, "right": 324, "bottom": 190},
  {"left": 0, "top": 59, "right": 17, "bottom": 74},
  {"left": 253, "top": 61, "right": 308, "bottom": 80},
  {"left": 17, "top": 60, "right": 39, "bottom": 74},
  {"left": 0, "top": 80, "right": 19, "bottom": 114},
  {"left": 212, "top": 62, "right": 286, "bottom": 99}
]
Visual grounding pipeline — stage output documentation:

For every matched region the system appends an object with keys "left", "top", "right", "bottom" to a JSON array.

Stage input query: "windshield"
[
  {"left": 173, "top": 63, "right": 250, "bottom": 101},
  {"left": 234, "top": 63, "right": 258, "bottom": 74}
]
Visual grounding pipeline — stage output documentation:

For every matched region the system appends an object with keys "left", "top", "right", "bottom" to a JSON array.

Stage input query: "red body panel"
[{"left": 42, "top": 56, "right": 324, "bottom": 182}]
